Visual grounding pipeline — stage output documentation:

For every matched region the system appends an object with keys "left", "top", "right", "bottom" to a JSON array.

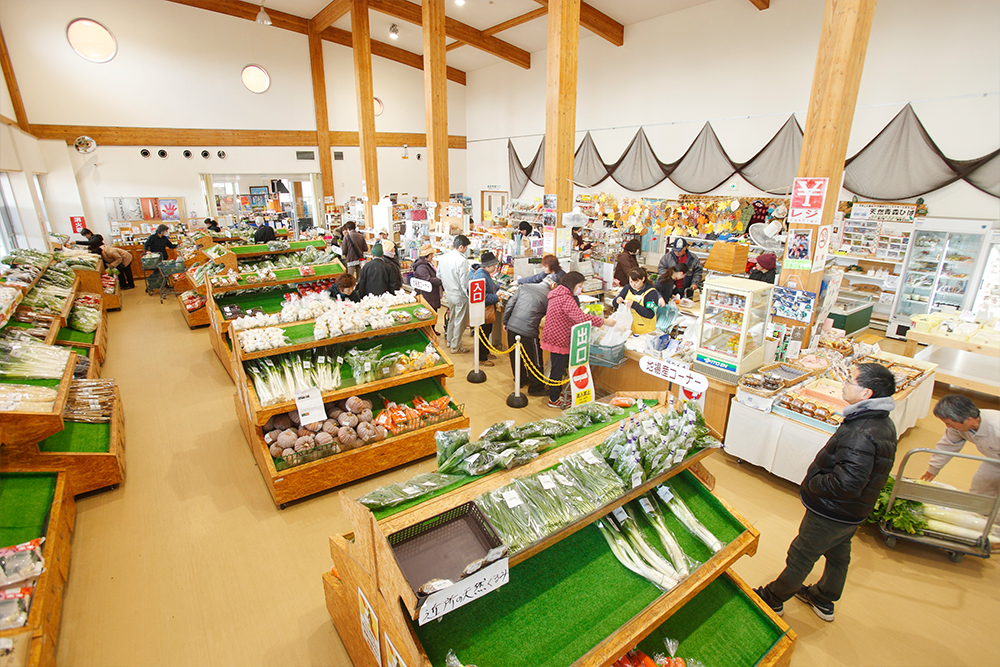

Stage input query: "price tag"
[
  {"left": 303, "top": 360, "right": 312, "bottom": 369},
  {"left": 581, "top": 450, "right": 600, "bottom": 465},
  {"left": 631, "top": 471, "right": 643, "bottom": 489},
  {"left": 656, "top": 486, "right": 674, "bottom": 504},
  {"left": 612, "top": 507, "right": 628, "bottom": 523},
  {"left": 318, "top": 355, "right": 326, "bottom": 364},
  {"left": 411, "top": 277, "right": 432, "bottom": 292},
  {"left": 337, "top": 356, "right": 344, "bottom": 364},
  {"left": 555, "top": 473, "right": 574, "bottom": 487},
  {"left": 609, "top": 444, "right": 623, "bottom": 461},
  {"left": 294, "top": 387, "right": 326, "bottom": 425},
  {"left": 639, "top": 498, "right": 655, "bottom": 515},
  {"left": 418, "top": 557, "right": 509, "bottom": 626},
  {"left": 502, "top": 489, "right": 523, "bottom": 509},
  {"left": 364, "top": 362, "right": 372, "bottom": 372},
  {"left": 538, "top": 474, "right": 556, "bottom": 490}
]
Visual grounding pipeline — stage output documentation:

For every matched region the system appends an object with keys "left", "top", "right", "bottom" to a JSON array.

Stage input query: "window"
[
  {"left": 241, "top": 65, "right": 270, "bottom": 94},
  {"left": 67, "top": 19, "right": 117, "bottom": 63},
  {"left": 0, "top": 173, "right": 24, "bottom": 253}
]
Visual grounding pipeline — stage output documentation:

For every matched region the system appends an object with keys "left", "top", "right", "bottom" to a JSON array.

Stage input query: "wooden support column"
[
  {"left": 778, "top": 0, "right": 875, "bottom": 338},
  {"left": 422, "top": 0, "right": 449, "bottom": 209},
  {"left": 0, "top": 22, "right": 29, "bottom": 132},
  {"left": 543, "top": 0, "right": 580, "bottom": 219},
  {"left": 308, "top": 29, "right": 336, "bottom": 208},
  {"left": 352, "top": 0, "right": 380, "bottom": 224}
]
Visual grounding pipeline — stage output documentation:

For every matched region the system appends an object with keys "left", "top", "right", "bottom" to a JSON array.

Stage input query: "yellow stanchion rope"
[{"left": 475, "top": 328, "right": 569, "bottom": 387}]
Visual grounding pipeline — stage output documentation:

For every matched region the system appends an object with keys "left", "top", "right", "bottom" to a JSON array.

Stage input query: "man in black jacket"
[
  {"left": 356, "top": 245, "right": 400, "bottom": 299},
  {"left": 755, "top": 362, "right": 897, "bottom": 622}
]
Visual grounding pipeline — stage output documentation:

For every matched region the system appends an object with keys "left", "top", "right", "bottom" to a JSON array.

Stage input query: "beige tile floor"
[{"left": 58, "top": 289, "right": 999, "bottom": 667}]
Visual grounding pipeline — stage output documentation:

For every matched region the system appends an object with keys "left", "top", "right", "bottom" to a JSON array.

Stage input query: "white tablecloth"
[{"left": 724, "top": 373, "right": 935, "bottom": 483}]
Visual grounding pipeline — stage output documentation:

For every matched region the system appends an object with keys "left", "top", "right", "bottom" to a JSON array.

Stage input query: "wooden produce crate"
[
  {"left": 55, "top": 306, "right": 107, "bottom": 365},
  {"left": 323, "top": 393, "right": 788, "bottom": 667},
  {"left": 178, "top": 294, "right": 210, "bottom": 329},
  {"left": 1, "top": 386, "right": 125, "bottom": 495},
  {"left": 103, "top": 281, "right": 122, "bottom": 311},
  {"left": 71, "top": 260, "right": 103, "bottom": 294},
  {"left": 229, "top": 239, "right": 327, "bottom": 261},
  {"left": 0, "top": 353, "right": 76, "bottom": 447},
  {"left": 0, "top": 471, "right": 76, "bottom": 667},
  {"left": 704, "top": 242, "right": 749, "bottom": 274}
]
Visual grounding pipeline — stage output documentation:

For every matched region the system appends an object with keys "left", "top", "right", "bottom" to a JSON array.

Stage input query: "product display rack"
[
  {"left": 70, "top": 259, "right": 104, "bottom": 295},
  {"left": 323, "top": 392, "right": 794, "bottom": 667},
  {"left": 229, "top": 239, "right": 327, "bottom": 262},
  {"left": 1, "top": 385, "right": 125, "bottom": 495},
  {"left": 0, "top": 471, "right": 76, "bottom": 667},
  {"left": 204, "top": 261, "right": 346, "bottom": 381},
  {"left": 694, "top": 276, "right": 773, "bottom": 379},
  {"left": 54, "top": 298, "right": 108, "bottom": 365},
  {"left": 103, "top": 279, "right": 122, "bottom": 311},
  {"left": 0, "top": 352, "right": 77, "bottom": 447},
  {"left": 231, "top": 298, "right": 464, "bottom": 507}
]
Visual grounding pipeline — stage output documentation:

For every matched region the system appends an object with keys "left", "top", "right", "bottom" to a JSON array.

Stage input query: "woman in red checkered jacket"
[{"left": 541, "top": 272, "right": 604, "bottom": 409}]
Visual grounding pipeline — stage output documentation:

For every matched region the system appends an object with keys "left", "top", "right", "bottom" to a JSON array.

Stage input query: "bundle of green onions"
[
  {"left": 559, "top": 448, "right": 627, "bottom": 504},
  {"left": 56, "top": 252, "right": 100, "bottom": 269},
  {"left": 475, "top": 485, "right": 548, "bottom": 552},
  {"left": 656, "top": 482, "right": 724, "bottom": 553},
  {"left": 244, "top": 347, "right": 342, "bottom": 406},
  {"left": 21, "top": 284, "right": 72, "bottom": 313},
  {"left": 38, "top": 264, "right": 76, "bottom": 289},
  {"left": 0, "top": 340, "right": 72, "bottom": 379},
  {"left": 596, "top": 517, "right": 679, "bottom": 592}
]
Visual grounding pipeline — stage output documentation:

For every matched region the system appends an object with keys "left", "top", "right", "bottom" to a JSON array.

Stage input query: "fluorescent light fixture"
[
  {"left": 455, "top": 0, "right": 466, "bottom": 5},
  {"left": 389, "top": 23, "right": 399, "bottom": 39},
  {"left": 255, "top": 2, "right": 272, "bottom": 26}
]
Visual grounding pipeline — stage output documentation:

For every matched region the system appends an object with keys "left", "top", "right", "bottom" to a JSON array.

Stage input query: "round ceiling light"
[
  {"left": 241, "top": 64, "right": 270, "bottom": 94},
  {"left": 67, "top": 19, "right": 117, "bottom": 63},
  {"left": 374, "top": 97, "right": 384, "bottom": 117}
]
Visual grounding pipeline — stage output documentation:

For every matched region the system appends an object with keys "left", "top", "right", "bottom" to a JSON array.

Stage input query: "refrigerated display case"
[
  {"left": 694, "top": 276, "right": 773, "bottom": 379},
  {"left": 973, "top": 231, "right": 1000, "bottom": 320},
  {"left": 888, "top": 218, "right": 993, "bottom": 338}
]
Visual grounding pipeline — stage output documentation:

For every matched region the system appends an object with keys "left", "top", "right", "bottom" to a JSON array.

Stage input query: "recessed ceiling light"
[
  {"left": 242, "top": 64, "right": 270, "bottom": 93},
  {"left": 455, "top": 0, "right": 466, "bottom": 5},
  {"left": 389, "top": 23, "right": 399, "bottom": 39},
  {"left": 66, "top": 19, "right": 117, "bottom": 63},
  {"left": 374, "top": 97, "right": 384, "bottom": 117}
]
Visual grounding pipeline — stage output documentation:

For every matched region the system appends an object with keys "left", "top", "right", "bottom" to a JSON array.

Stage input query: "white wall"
[
  {"left": 465, "top": 0, "right": 1000, "bottom": 223},
  {"left": 0, "top": 61, "right": 13, "bottom": 122},
  {"left": 38, "top": 141, "right": 87, "bottom": 237}
]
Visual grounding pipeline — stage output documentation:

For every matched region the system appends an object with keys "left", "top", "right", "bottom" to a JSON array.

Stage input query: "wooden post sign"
[
  {"left": 569, "top": 322, "right": 594, "bottom": 406},
  {"left": 469, "top": 278, "right": 485, "bottom": 327}
]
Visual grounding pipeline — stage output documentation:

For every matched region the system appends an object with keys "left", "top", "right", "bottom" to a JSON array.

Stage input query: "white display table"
[{"left": 724, "top": 372, "right": 936, "bottom": 484}]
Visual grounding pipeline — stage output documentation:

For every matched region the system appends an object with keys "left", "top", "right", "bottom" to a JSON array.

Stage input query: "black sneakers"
[
  {"left": 752, "top": 586, "right": 783, "bottom": 617},
  {"left": 796, "top": 585, "right": 835, "bottom": 622}
]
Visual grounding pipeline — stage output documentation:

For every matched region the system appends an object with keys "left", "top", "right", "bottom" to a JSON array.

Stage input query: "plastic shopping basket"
[{"left": 589, "top": 340, "right": 626, "bottom": 368}]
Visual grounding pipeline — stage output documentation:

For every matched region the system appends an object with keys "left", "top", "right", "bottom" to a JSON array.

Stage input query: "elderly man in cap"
[
  {"left": 411, "top": 244, "right": 443, "bottom": 330},
  {"left": 656, "top": 237, "right": 703, "bottom": 300}
]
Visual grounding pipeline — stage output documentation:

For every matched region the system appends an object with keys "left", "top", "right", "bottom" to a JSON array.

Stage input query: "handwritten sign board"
[{"left": 417, "top": 558, "right": 510, "bottom": 625}]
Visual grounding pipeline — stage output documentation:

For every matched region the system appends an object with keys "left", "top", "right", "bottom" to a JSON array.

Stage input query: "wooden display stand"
[
  {"left": 71, "top": 260, "right": 104, "bottom": 294},
  {"left": 0, "top": 472, "right": 76, "bottom": 667},
  {"left": 231, "top": 296, "right": 464, "bottom": 507},
  {"left": 114, "top": 244, "right": 178, "bottom": 280},
  {"left": 1, "top": 387, "right": 125, "bottom": 495},
  {"left": 904, "top": 329, "right": 1000, "bottom": 396},
  {"left": 103, "top": 281, "right": 122, "bottom": 311},
  {"left": 228, "top": 239, "right": 327, "bottom": 262},
  {"left": 55, "top": 304, "right": 108, "bottom": 365},
  {"left": 177, "top": 295, "right": 210, "bottom": 328},
  {"left": 322, "top": 392, "right": 795, "bottom": 667},
  {"left": 0, "top": 352, "right": 76, "bottom": 447}
]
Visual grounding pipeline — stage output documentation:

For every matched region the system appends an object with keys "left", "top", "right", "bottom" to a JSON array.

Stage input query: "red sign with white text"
[
  {"left": 470, "top": 278, "right": 485, "bottom": 304},
  {"left": 788, "top": 177, "right": 829, "bottom": 225},
  {"left": 70, "top": 216, "right": 86, "bottom": 233}
]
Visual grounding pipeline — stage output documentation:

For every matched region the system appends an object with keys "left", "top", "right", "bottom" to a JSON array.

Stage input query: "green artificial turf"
[
  {"left": 269, "top": 261, "right": 345, "bottom": 281},
  {"left": 69, "top": 347, "right": 90, "bottom": 357},
  {"left": 373, "top": 400, "right": 658, "bottom": 521},
  {"left": 0, "top": 473, "right": 57, "bottom": 547},
  {"left": 635, "top": 575, "right": 785, "bottom": 667},
  {"left": 214, "top": 288, "right": 295, "bottom": 314},
  {"left": 56, "top": 326, "right": 95, "bottom": 344},
  {"left": 229, "top": 240, "right": 326, "bottom": 255},
  {"left": 273, "top": 304, "right": 436, "bottom": 348},
  {"left": 412, "top": 469, "right": 750, "bottom": 667},
  {"left": 37, "top": 421, "right": 110, "bottom": 453}
]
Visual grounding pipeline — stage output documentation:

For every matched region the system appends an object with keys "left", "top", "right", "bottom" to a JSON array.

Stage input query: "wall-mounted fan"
[
  {"left": 748, "top": 219, "right": 786, "bottom": 252},
  {"left": 74, "top": 136, "right": 97, "bottom": 154}
]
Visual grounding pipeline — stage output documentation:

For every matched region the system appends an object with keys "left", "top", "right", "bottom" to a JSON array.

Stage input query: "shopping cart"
[
  {"left": 142, "top": 255, "right": 164, "bottom": 295},
  {"left": 879, "top": 448, "right": 1000, "bottom": 562},
  {"left": 154, "top": 259, "right": 188, "bottom": 303}
]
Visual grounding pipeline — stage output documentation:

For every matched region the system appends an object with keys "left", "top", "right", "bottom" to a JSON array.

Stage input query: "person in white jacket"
[
  {"left": 438, "top": 235, "right": 472, "bottom": 353},
  {"left": 921, "top": 395, "right": 999, "bottom": 498}
]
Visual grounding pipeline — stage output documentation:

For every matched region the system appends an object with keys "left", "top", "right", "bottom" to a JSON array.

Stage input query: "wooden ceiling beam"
[
  {"left": 165, "top": 0, "right": 309, "bottom": 33},
  {"left": 748, "top": 0, "right": 771, "bottom": 9},
  {"left": 532, "top": 0, "right": 623, "bottom": 46},
  {"left": 0, "top": 22, "right": 30, "bottom": 132},
  {"left": 310, "top": 0, "right": 351, "bottom": 33},
  {"left": 321, "top": 26, "right": 465, "bottom": 85},
  {"left": 445, "top": 40, "right": 463, "bottom": 51},
  {"left": 483, "top": 7, "right": 548, "bottom": 37},
  {"left": 368, "top": 0, "right": 531, "bottom": 69}
]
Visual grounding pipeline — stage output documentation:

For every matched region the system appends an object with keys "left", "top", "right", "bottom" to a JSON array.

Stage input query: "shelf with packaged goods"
[
  {"left": 324, "top": 391, "right": 794, "bottom": 667},
  {"left": 16, "top": 275, "right": 80, "bottom": 329},
  {"left": 54, "top": 306, "right": 107, "bottom": 365},
  {"left": 0, "top": 470, "right": 76, "bottom": 667},
  {"left": 0, "top": 352, "right": 77, "bottom": 447},
  {"left": 229, "top": 239, "right": 327, "bottom": 261},
  {"left": 203, "top": 262, "right": 348, "bottom": 380},
  {"left": 232, "top": 310, "right": 449, "bottom": 427},
  {"left": 1, "top": 385, "right": 125, "bottom": 496},
  {"left": 0, "top": 258, "right": 52, "bottom": 296}
]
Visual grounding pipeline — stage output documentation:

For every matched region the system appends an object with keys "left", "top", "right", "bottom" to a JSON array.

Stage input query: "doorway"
[{"left": 481, "top": 190, "right": 508, "bottom": 225}]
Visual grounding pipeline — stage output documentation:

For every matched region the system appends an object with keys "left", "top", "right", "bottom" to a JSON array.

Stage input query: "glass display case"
[
  {"left": 694, "top": 276, "right": 773, "bottom": 378},
  {"left": 829, "top": 292, "right": 875, "bottom": 335},
  {"left": 972, "top": 231, "right": 1000, "bottom": 320}
]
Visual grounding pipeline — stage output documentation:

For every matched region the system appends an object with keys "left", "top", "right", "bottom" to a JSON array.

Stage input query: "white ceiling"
[{"left": 262, "top": 0, "right": 713, "bottom": 72}]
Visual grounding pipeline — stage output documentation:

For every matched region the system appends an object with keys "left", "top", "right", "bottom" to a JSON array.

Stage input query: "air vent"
[
  {"left": 296, "top": 151, "right": 315, "bottom": 160},
  {"left": 333, "top": 151, "right": 344, "bottom": 161}
]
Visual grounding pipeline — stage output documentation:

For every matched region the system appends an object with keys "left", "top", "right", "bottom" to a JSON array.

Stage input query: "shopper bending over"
[
  {"left": 614, "top": 239, "right": 641, "bottom": 287},
  {"left": 356, "top": 245, "right": 399, "bottom": 299},
  {"left": 542, "top": 272, "right": 604, "bottom": 410},
  {"left": 205, "top": 218, "right": 221, "bottom": 233},
  {"left": 504, "top": 276, "right": 555, "bottom": 397},
  {"left": 78, "top": 228, "right": 104, "bottom": 253},
  {"left": 615, "top": 268, "right": 663, "bottom": 335},
  {"left": 411, "top": 244, "right": 443, "bottom": 312},
  {"left": 748, "top": 252, "right": 777, "bottom": 283},
  {"left": 655, "top": 263, "right": 689, "bottom": 303},
  {"left": 755, "top": 363, "right": 897, "bottom": 622},
  {"left": 657, "top": 238, "right": 703, "bottom": 297},
  {"left": 921, "top": 395, "right": 999, "bottom": 499},
  {"left": 469, "top": 251, "right": 505, "bottom": 367},
  {"left": 99, "top": 243, "right": 135, "bottom": 290},
  {"left": 144, "top": 224, "right": 176, "bottom": 261},
  {"left": 340, "top": 221, "right": 368, "bottom": 279},
  {"left": 518, "top": 254, "right": 566, "bottom": 286},
  {"left": 439, "top": 235, "right": 472, "bottom": 354},
  {"left": 329, "top": 273, "right": 358, "bottom": 302},
  {"left": 253, "top": 224, "right": 277, "bottom": 244}
]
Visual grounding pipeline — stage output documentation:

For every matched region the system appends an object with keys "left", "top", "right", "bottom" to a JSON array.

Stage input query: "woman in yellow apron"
[{"left": 614, "top": 268, "right": 663, "bottom": 334}]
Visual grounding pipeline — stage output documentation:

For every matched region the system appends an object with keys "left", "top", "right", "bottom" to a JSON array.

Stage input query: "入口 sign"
[{"left": 468, "top": 278, "right": 485, "bottom": 327}]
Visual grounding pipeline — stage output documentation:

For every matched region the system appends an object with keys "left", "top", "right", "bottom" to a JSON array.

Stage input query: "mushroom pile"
[{"left": 262, "top": 395, "right": 387, "bottom": 462}]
